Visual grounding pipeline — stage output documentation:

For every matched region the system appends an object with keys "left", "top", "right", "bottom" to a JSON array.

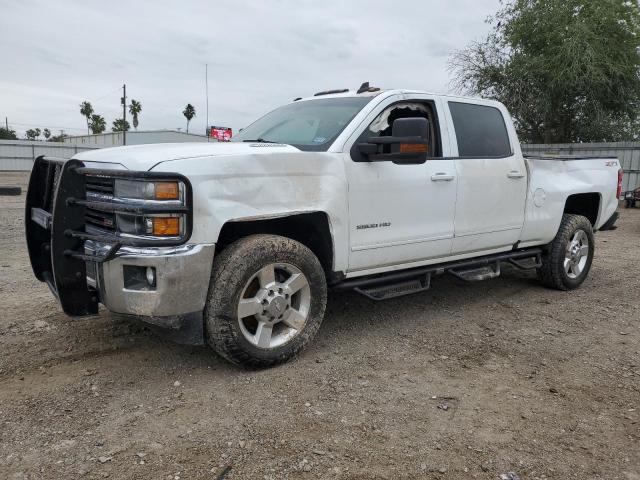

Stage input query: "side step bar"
[
  {"left": 449, "top": 263, "right": 501, "bottom": 282},
  {"left": 355, "top": 274, "right": 431, "bottom": 301},
  {"left": 334, "top": 248, "right": 542, "bottom": 301}
]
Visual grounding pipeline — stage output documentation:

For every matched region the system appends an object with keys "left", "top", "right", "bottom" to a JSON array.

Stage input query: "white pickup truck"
[{"left": 26, "top": 84, "right": 622, "bottom": 367}]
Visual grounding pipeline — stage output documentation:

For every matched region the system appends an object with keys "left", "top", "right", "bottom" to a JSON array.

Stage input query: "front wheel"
[
  {"left": 537, "top": 214, "right": 594, "bottom": 291},
  {"left": 205, "top": 234, "right": 327, "bottom": 368}
]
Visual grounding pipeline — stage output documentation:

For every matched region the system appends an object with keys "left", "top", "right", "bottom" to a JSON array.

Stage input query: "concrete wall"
[
  {"left": 0, "top": 140, "right": 97, "bottom": 172},
  {"left": 63, "top": 130, "right": 208, "bottom": 148},
  {"left": 522, "top": 142, "right": 640, "bottom": 192}
]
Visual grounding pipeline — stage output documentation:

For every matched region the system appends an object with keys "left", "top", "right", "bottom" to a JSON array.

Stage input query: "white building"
[{"left": 63, "top": 129, "right": 208, "bottom": 148}]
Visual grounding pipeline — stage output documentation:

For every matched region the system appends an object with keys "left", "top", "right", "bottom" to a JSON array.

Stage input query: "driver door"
[{"left": 344, "top": 95, "right": 458, "bottom": 273}]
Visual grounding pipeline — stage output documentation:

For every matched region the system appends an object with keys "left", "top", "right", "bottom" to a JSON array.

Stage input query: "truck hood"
[{"left": 72, "top": 142, "right": 301, "bottom": 171}]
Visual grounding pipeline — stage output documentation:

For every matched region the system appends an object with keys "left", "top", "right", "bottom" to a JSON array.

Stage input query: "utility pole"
[
  {"left": 205, "top": 64, "right": 210, "bottom": 142},
  {"left": 121, "top": 83, "right": 127, "bottom": 146},
  {"left": 5, "top": 117, "right": 8, "bottom": 131}
]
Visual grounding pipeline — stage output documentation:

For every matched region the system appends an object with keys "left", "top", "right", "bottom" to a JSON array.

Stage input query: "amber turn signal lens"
[
  {"left": 152, "top": 217, "right": 180, "bottom": 236},
  {"left": 154, "top": 182, "right": 180, "bottom": 200},
  {"left": 400, "top": 143, "right": 429, "bottom": 153}
]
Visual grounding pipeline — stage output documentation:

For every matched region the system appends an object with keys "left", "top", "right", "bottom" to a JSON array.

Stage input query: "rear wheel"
[
  {"left": 537, "top": 214, "right": 594, "bottom": 291},
  {"left": 205, "top": 234, "right": 327, "bottom": 368}
]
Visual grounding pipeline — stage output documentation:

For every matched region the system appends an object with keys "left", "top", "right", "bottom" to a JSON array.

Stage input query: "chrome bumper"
[{"left": 87, "top": 242, "right": 215, "bottom": 317}]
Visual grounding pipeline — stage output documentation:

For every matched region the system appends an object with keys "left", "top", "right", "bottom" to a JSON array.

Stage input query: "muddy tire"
[
  {"left": 205, "top": 234, "right": 327, "bottom": 368},
  {"left": 537, "top": 214, "right": 594, "bottom": 291}
]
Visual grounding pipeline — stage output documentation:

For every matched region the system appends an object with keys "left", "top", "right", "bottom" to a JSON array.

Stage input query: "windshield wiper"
[{"left": 241, "top": 138, "right": 277, "bottom": 143}]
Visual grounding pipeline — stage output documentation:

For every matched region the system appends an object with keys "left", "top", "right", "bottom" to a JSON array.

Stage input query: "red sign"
[{"left": 209, "top": 126, "right": 232, "bottom": 142}]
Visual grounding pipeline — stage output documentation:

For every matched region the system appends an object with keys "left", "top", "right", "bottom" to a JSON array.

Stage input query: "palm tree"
[
  {"left": 129, "top": 99, "right": 142, "bottom": 131},
  {"left": 183, "top": 104, "right": 196, "bottom": 133},
  {"left": 112, "top": 118, "right": 130, "bottom": 132},
  {"left": 43, "top": 128, "right": 51, "bottom": 140},
  {"left": 80, "top": 101, "right": 93, "bottom": 134},
  {"left": 90, "top": 114, "right": 106, "bottom": 134}
]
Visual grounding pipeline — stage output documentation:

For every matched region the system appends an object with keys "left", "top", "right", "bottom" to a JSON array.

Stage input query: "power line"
[
  {"left": 93, "top": 86, "right": 123, "bottom": 103},
  {"left": 51, "top": 86, "right": 124, "bottom": 119}
]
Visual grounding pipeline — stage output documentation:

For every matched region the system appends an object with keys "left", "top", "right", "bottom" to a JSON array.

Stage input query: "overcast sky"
[{"left": 1, "top": 0, "right": 500, "bottom": 138}]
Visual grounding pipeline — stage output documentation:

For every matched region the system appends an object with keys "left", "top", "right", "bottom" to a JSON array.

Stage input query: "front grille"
[
  {"left": 86, "top": 176, "right": 114, "bottom": 195},
  {"left": 85, "top": 176, "right": 116, "bottom": 232}
]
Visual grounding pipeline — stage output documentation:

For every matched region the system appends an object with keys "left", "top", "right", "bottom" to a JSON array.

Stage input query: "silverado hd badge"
[{"left": 356, "top": 222, "right": 391, "bottom": 230}]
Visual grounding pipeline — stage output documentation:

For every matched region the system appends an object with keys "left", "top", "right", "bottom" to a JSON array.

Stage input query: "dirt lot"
[{"left": 1, "top": 171, "right": 639, "bottom": 480}]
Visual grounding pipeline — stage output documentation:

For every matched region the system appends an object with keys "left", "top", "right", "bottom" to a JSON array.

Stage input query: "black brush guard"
[{"left": 25, "top": 156, "right": 191, "bottom": 317}]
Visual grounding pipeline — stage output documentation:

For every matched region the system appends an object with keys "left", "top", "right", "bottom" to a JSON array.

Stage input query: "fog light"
[
  {"left": 152, "top": 217, "right": 180, "bottom": 236},
  {"left": 146, "top": 267, "right": 156, "bottom": 287}
]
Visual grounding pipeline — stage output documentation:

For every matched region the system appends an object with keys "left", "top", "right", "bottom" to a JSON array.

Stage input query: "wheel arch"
[
  {"left": 216, "top": 211, "right": 335, "bottom": 276},
  {"left": 563, "top": 192, "right": 601, "bottom": 226}
]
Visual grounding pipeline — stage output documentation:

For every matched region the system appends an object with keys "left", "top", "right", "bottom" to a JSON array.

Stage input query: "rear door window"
[{"left": 448, "top": 102, "right": 512, "bottom": 157}]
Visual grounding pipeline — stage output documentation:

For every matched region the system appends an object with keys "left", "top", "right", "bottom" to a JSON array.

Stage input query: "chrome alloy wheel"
[
  {"left": 237, "top": 263, "right": 311, "bottom": 349},
  {"left": 564, "top": 229, "right": 590, "bottom": 279}
]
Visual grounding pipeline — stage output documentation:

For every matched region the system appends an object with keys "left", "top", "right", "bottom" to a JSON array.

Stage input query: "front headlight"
[
  {"left": 112, "top": 179, "right": 188, "bottom": 240},
  {"left": 114, "top": 179, "right": 184, "bottom": 202}
]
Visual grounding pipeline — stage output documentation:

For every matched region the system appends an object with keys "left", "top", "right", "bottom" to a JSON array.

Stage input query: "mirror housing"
[{"left": 355, "top": 117, "right": 431, "bottom": 164}]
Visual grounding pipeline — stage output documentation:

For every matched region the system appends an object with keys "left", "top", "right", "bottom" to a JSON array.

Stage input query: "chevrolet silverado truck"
[{"left": 25, "top": 84, "right": 622, "bottom": 367}]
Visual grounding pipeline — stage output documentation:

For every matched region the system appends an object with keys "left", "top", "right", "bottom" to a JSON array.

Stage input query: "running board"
[
  {"left": 450, "top": 263, "right": 500, "bottom": 282},
  {"left": 355, "top": 274, "right": 431, "bottom": 301},
  {"left": 334, "top": 248, "right": 543, "bottom": 301}
]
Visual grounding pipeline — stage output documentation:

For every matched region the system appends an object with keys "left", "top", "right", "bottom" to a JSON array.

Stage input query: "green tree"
[
  {"left": 112, "top": 118, "right": 130, "bottom": 132},
  {"left": 43, "top": 128, "right": 51, "bottom": 140},
  {"left": 449, "top": 0, "right": 640, "bottom": 143},
  {"left": 129, "top": 99, "right": 142, "bottom": 131},
  {"left": 0, "top": 127, "right": 18, "bottom": 140},
  {"left": 34, "top": 128, "right": 41, "bottom": 140},
  {"left": 49, "top": 133, "right": 67, "bottom": 143},
  {"left": 80, "top": 101, "right": 94, "bottom": 135},
  {"left": 25, "top": 129, "right": 37, "bottom": 140},
  {"left": 182, "top": 103, "right": 196, "bottom": 133},
  {"left": 90, "top": 114, "right": 106, "bottom": 134}
]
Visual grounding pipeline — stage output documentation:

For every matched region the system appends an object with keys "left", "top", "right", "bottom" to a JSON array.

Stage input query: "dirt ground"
[{"left": 1, "top": 171, "right": 639, "bottom": 480}]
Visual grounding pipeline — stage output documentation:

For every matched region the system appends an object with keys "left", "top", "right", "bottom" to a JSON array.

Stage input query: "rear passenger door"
[{"left": 445, "top": 101, "right": 527, "bottom": 254}]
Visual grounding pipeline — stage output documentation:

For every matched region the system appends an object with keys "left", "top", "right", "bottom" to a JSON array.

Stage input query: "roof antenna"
[{"left": 357, "top": 82, "right": 370, "bottom": 94}]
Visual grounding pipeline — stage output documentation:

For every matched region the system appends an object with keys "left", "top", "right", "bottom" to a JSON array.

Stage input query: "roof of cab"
[{"left": 292, "top": 87, "right": 505, "bottom": 110}]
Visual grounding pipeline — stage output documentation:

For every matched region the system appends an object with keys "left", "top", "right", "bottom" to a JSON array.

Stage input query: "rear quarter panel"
[{"left": 519, "top": 157, "right": 619, "bottom": 247}]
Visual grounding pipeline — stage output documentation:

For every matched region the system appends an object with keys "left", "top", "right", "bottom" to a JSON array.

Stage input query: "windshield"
[{"left": 232, "top": 97, "right": 372, "bottom": 151}]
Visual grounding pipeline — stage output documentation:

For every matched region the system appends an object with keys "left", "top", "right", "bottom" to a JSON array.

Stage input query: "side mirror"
[{"left": 355, "top": 117, "right": 431, "bottom": 164}]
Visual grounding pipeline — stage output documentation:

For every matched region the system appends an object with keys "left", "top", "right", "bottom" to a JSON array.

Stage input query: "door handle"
[
  {"left": 507, "top": 171, "right": 525, "bottom": 179},
  {"left": 431, "top": 173, "right": 455, "bottom": 182}
]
